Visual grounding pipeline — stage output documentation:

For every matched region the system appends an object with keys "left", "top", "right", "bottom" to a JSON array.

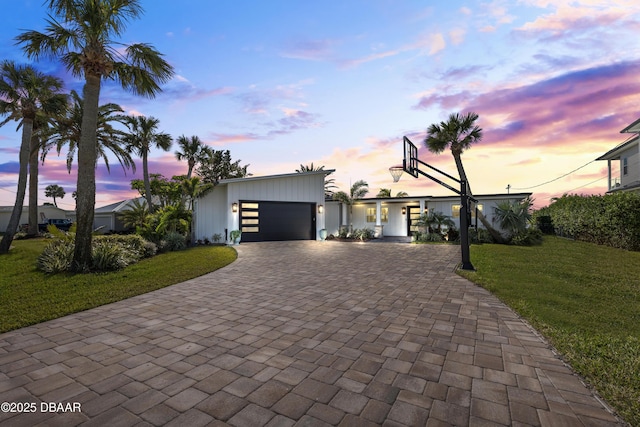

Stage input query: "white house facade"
[
  {"left": 0, "top": 204, "right": 71, "bottom": 232},
  {"left": 597, "top": 117, "right": 640, "bottom": 194},
  {"left": 325, "top": 193, "right": 532, "bottom": 238},
  {"left": 193, "top": 170, "right": 332, "bottom": 243}
]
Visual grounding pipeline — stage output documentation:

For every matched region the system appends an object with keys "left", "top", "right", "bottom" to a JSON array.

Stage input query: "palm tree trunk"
[
  {"left": 0, "top": 120, "right": 33, "bottom": 253},
  {"left": 27, "top": 135, "right": 39, "bottom": 237},
  {"left": 143, "top": 152, "right": 154, "bottom": 214},
  {"left": 72, "top": 74, "right": 100, "bottom": 272},
  {"left": 452, "top": 152, "right": 507, "bottom": 244}
]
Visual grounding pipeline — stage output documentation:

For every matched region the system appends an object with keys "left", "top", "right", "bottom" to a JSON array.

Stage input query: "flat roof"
[
  {"left": 220, "top": 169, "right": 335, "bottom": 185},
  {"left": 341, "top": 192, "right": 532, "bottom": 203}
]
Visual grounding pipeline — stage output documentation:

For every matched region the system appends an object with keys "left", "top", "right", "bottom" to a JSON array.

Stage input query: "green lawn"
[
  {"left": 0, "top": 238, "right": 237, "bottom": 333},
  {"left": 460, "top": 236, "right": 639, "bottom": 426}
]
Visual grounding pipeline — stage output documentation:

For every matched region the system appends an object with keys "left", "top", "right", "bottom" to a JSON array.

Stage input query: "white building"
[
  {"left": 193, "top": 169, "right": 530, "bottom": 242},
  {"left": 597, "top": 117, "right": 640, "bottom": 194},
  {"left": 0, "top": 204, "right": 71, "bottom": 232}
]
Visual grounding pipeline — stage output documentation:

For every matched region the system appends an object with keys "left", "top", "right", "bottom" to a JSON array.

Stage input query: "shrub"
[
  {"left": 510, "top": 228, "right": 543, "bottom": 246},
  {"left": 469, "top": 228, "right": 494, "bottom": 244},
  {"left": 37, "top": 239, "right": 75, "bottom": 273},
  {"left": 161, "top": 232, "right": 187, "bottom": 252},
  {"left": 92, "top": 240, "right": 129, "bottom": 271},
  {"left": 212, "top": 233, "right": 223, "bottom": 243}
]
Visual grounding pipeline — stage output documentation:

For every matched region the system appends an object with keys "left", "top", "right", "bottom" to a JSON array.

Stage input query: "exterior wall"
[
  {"left": 619, "top": 146, "right": 639, "bottom": 187},
  {"left": 194, "top": 186, "right": 228, "bottom": 241},
  {"left": 325, "top": 201, "right": 341, "bottom": 235}
]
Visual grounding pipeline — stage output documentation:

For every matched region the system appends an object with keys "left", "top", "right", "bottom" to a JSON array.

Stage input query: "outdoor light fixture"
[
  {"left": 232, "top": 202, "right": 238, "bottom": 212},
  {"left": 318, "top": 204, "right": 324, "bottom": 214},
  {"left": 401, "top": 207, "right": 406, "bottom": 215}
]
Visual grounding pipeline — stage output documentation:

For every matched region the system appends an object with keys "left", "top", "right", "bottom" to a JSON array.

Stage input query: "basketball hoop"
[{"left": 389, "top": 165, "right": 404, "bottom": 183}]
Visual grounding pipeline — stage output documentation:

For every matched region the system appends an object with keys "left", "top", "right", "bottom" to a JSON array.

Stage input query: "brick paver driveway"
[{"left": 0, "top": 241, "right": 622, "bottom": 426}]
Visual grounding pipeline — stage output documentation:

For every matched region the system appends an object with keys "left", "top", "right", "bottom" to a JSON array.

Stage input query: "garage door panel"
[{"left": 240, "top": 201, "right": 315, "bottom": 242}]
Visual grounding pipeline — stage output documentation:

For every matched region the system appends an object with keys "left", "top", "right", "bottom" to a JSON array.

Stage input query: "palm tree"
[
  {"left": 175, "top": 135, "right": 211, "bottom": 179},
  {"left": 424, "top": 112, "right": 505, "bottom": 243},
  {"left": 0, "top": 61, "right": 65, "bottom": 254},
  {"left": 117, "top": 198, "right": 149, "bottom": 230},
  {"left": 332, "top": 180, "right": 368, "bottom": 232},
  {"left": 396, "top": 191, "right": 409, "bottom": 197},
  {"left": 16, "top": 0, "right": 174, "bottom": 271},
  {"left": 44, "top": 184, "right": 66, "bottom": 207},
  {"left": 44, "top": 90, "right": 135, "bottom": 175},
  {"left": 377, "top": 188, "right": 391, "bottom": 198},
  {"left": 123, "top": 115, "right": 172, "bottom": 213}
]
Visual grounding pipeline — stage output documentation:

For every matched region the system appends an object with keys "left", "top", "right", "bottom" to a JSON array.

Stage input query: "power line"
[
  {"left": 543, "top": 175, "right": 608, "bottom": 201},
  {"left": 511, "top": 159, "right": 597, "bottom": 190}
]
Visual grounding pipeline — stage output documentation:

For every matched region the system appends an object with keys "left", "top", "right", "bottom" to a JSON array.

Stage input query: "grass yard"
[
  {"left": 459, "top": 236, "right": 640, "bottom": 426},
  {"left": 0, "top": 238, "right": 237, "bottom": 333}
]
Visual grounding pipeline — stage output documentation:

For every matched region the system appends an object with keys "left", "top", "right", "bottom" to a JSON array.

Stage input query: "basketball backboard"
[{"left": 403, "top": 136, "right": 419, "bottom": 178}]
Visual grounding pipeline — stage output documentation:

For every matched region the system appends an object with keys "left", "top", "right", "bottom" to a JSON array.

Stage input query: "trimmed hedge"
[{"left": 541, "top": 193, "right": 640, "bottom": 250}]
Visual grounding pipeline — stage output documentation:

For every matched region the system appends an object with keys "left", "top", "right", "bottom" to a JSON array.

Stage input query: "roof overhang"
[
  {"left": 219, "top": 169, "right": 335, "bottom": 185},
  {"left": 596, "top": 135, "right": 639, "bottom": 161},
  {"left": 620, "top": 117, "right": 640, "bottom": 134}
]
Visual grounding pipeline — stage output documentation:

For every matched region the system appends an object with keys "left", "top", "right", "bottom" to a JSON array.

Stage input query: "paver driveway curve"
[{"left": 0, "top": 241, "right": 623, "bottom": 426}]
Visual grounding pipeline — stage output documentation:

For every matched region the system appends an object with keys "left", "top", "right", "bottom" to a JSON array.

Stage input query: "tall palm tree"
[
  {"left": 175, "top": 135, "right": 211, "bottom": 179},
  {"left": 44, "top": 90, "right": 135, "bottom": 175},
  {"left": 0, "top": 61, "right": 65, "bottom": 254},
  {"left": 44, "top": 184, "right": 66, "bottom": 207},
  {"left": 123, "top": 115, "right": 172, "bottom": 213},
  {"left": 16, "top": 0, "right": 174, "bottom": 271},
  {"left": 424, "top": 112, "right": 505, "bottom": 243},
  {"left": 332, "top": 180, "right": 368, "bottom": 232}
]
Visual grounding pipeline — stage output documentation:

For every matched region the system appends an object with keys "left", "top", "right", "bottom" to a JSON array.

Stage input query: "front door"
[{"left": 407, "top": 206, "right": 422, "bottom": 236}]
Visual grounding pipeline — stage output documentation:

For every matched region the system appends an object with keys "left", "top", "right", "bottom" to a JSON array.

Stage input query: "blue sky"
[{"left": 2, "top": 0, "right": 640, "bottom": 210}]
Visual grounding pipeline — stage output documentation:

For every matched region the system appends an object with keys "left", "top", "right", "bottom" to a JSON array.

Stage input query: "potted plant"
[
  {"left": 319, "top": 228, "right": 327, "bottom": 240},
  {"left": 230, "top": 229, "right": 241, "bottom": 245}
]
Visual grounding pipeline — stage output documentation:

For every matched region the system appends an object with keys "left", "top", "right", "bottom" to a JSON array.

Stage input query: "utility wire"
[
  {"left": 511, "top": 159, "right": 597, "bottom": 190},
  {"left": 543, "top": 175, "right": 607, "bottom": 200}
]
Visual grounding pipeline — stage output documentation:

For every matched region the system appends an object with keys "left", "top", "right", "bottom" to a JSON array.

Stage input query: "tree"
[
  {"left": 424, "top": 112, "right": 505, "bottom": 243},
  {"left": 332, "top": 180, "right": 369, "bottom": 232},
  {"left": 0, "top": 61, "right": 65, "bottom": 254},
  {"left": 44, "top": 90, "right": 134, "bottom": 175},
  {"left": 123, "top": 115, "right": 172, "bottom": 213},
  {"left": 17, "top": 0, "right": 174, "bottom": 271},
  {"left": 130, "top": 174, "right": 183, "bottom": 209},
  {"left": 44, "top": 184, "right": 66, "bottom": 207},
  {"left": 494, "top": 196, "right": 533, "bottom": 237},
  {"left": 117, "top": 198, "right": 149, "bottom": 230},
  {"left": 377, "top": 188, "right": 391, "bottom": 198},
  {"left": 197, "top": 149, "right": 249, "bottom": 185},
  {"left": 295, "top": 163, "right": 337, "bottom": 198},
  {"left": 175, "top": 135, "right": 211, "bottom": 179},
  {"left": 396, "top": 191, "right": 409, "bottom": 197}
]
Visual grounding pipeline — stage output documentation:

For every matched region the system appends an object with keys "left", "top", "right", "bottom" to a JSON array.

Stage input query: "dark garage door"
[{"left": 240, "top": 201, "right": 316, "bottom": 242}]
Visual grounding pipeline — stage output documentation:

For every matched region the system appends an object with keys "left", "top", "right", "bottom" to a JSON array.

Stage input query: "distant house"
[
  {"left": 597, "top": 117, "right": 640, "bottom": 194},
  {"left": 325, "top": 193, "right": 532, "bottom": 238},
  {"left": 92, "top": 197, "right": 146, "bottom": 233},
  {"left": 0, "top": 204, "right": 71, "bottom": 232}
]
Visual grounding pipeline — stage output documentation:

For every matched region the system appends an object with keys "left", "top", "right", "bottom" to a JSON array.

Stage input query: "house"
[
  {"left": 92, "top": 197, "right": 146, "bottom": 233},
  {"left": 597, "top": 117, "right": 640, "bottom": 193},
  {"left": 325, "top": 192, "right": 532, "bottom": 238},
  {"left": 193, "top": 170, "right": 331, "bottom": 243},
  {"left": 0, "top": 204, "right": 71, "bottom": 233}
]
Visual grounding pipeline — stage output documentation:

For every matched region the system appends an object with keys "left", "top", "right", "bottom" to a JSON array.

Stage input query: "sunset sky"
[{"left": 1, "top": 0, "right": 640, "bottom": 211}]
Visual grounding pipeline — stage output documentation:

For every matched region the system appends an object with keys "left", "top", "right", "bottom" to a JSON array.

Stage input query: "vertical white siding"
[{"left": 194, "top": 186, "right": 228, "bottom": 241}]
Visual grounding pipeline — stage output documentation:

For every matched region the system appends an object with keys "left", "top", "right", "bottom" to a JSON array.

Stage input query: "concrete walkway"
[{"left": 0, "top": 241, "right": 623, "bottom": 426}]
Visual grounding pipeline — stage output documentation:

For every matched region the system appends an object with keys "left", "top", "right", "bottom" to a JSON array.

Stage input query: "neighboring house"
[
  {"left": 325, "top": 192, "right": 532, "bottom": 238},
  {"left": 91, "top": 197, "right": 146, "bottom": 233},
  {"left": 193, "top": 170, "right": 332, "bottom": 243},
  {"left": 0, "top": 204, "right": 71, "bottom": 232},
  {"left": 597, "top": 117, "right": 640, "bottom": 194}
]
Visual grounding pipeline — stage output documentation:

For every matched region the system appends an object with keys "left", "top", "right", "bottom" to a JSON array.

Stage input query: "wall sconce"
[
  {"left": 318, "top": 204, "right": 324, "bottom": 214},
  {"left": 424, "top": 207, "right": 428, "bottom": 213},
  {"left": 401, "top": 207, "right": 406, "bottom": 215},
  {"left": 232, "top": 202, "right": 238, "bottom": 212}
]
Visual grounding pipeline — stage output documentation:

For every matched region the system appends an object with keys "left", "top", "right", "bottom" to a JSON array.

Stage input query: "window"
[
  {"left": 623, "top": 157, "right": 628, "bottom": 176},
  {"left": 452, "top": 204, "right": 483, "bottom": 219},
  {"left": 366, "top": 207, "right": 388, "bottom": 222}
]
